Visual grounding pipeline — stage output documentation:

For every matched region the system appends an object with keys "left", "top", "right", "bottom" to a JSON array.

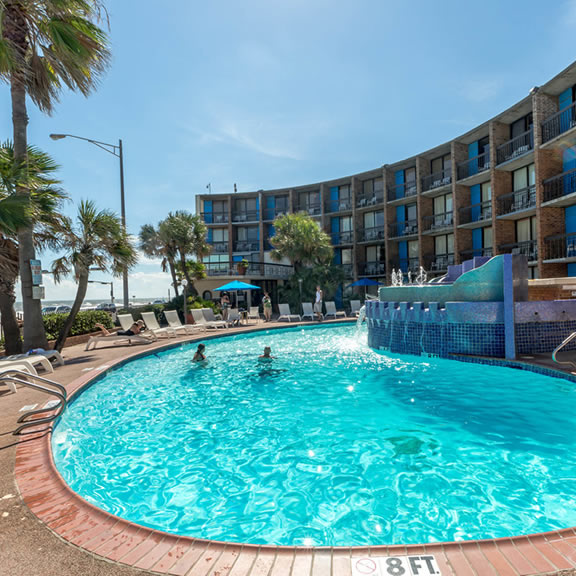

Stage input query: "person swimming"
[
  {"left": 192, "top": 343, "right": 206, "bottom": 362},
  {"left": 258, "top": 346, "right": 276, "bottom": 361}
]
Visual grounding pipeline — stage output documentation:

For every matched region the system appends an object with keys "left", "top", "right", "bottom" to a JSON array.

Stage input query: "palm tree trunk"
[
  {"left": 168, "top": 258, "right": 180, "bottom": 297},
  {"left": 0, "top": 288, "right": 22, "bottom": 355},
  {"left": 179, "top": 252, "right": 198, "bottom": 297},
  {"left": 54, "top": 272, "right": 89, "bottom": 352}
]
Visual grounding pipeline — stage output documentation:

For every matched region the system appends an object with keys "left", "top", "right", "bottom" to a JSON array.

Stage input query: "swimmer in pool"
[
  {"left": 192, "top": 343, "right": 206, "bottom": 362},
  {"left": 259, "top": 346, "right": 276, "bottom": 361}
]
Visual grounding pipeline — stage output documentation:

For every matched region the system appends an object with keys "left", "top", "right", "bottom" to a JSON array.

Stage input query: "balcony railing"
[
  {"left": 422, "top": 211, "right": 453, "bottom": 232},
  {"left": 422, "top": 168, "right": 452, "bottom": 192},
  {"left": 497, "top": 186, "right": 536, "bottom": 215},
  {"left": 457, "top": 152, "right": 490, "bottom": 180},
  {"left": 297, "top": 202, "right": 321, "bottom": 216},
  {"left": 499, "top": 240, "right": 538, "bottom": 262},
  {"left": 496, "top": 129, "right": 533, "bottom": 165},
  {"left": 358, "top": 261, "right": 386, "bottom": 276},
  {"left": 545, "top": 232, "right": 576, "bottom": 260},
  {"left": 358, "top": 226, "right": 385, "bottom": 242},
  {"left": 232, "top": 211, "right": 259, "bottom": 222},
  {"left": 356, "top": 192, "right": 384, "bottom": 208},
  {"left": 331, "top": 230, "right": 354, "bottom": 245},
  {"left": 542, "top": 101, "right": 576, "bottom": 144},
  {"left": 337, "top": 263, "right": 354, "bottom": 277},
  {"left": 233, "top": 241, "right": 259, "bottom": 252},
  {"left": 425, "top": 253, "right": 455, "bottom": 272},
  {"left": 204, "top": 260, "right": 294, "bottom": 278},
  {"left": 387, "top": 181, "right": 417, "bottom": 202},
  {"left": 202, "top": 212, "right": 229, "bottom": 224},
  {"left": 458, "top": 200, "right": 492, "bottom": 225},
  {"left": 389, "top": 219, "right": 418, "bottom": 238},
  {"left": 209, "top": 242, "right": 229, "bottom": 253},
  {"left": 396, "top": 258, "right": 420, "bottom": 273},
  {"left": 460, "top": 247, "right": 493, "bottom": 259},
  {"left": 326, "top": 199, "right": 352, "bottom": 213},
  {"left": 263, "top": 208, "right": 288, "bottom": 221},
  {"left": 542, "top": 168, "right": 576, "bottom": 203}
]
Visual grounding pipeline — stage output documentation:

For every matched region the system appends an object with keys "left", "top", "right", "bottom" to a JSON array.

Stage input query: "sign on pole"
[{"left": 30, "top": 260, "right": 43, "bottom": 286}]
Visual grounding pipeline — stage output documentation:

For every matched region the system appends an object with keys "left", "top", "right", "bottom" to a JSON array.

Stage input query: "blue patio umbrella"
[
  {"left": 214, "top": 281, "right": 261, "bottom": 291},
  {"left": 346, "top": 278, "right": 383, "bottom": 298}
]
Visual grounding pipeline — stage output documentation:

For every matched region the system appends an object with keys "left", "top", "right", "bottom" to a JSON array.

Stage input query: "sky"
[{"left": 2, "top": 0, "right": 576, "bottom": 302}]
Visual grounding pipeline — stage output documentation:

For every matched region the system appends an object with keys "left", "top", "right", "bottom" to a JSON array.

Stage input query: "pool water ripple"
[{"left": 52, "top": 324, "right": 576, "bottom": 546}]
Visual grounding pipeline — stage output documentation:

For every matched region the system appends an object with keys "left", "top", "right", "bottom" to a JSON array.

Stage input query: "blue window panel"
[
  {"left": 268, "top": 224, "right": 275, "bottom": 237},
  {"left": 568, "top": 263, "right": 576, "bottom": 277},
  {"left": 396, "top": 205, "right": 406, "bottom": 235},
  {"left": 468, "top": 141, "right": 479, "bottom": 176},
  {"left": 472, "top": 228, "right": 483, "bottom": 251},
  {"left": 330, "top": 186, "right": 339, "bottom": 212},
  {"left": 331, "top": 217, "right": 340, "bottom": 244},
  {"left": 204, "top": 200, "right": 213, "bottom": 224},
  {"left": 333, "top": 248, "right": 342, "bottom": 265},
  {"left": 563, "top": 147, "right": 576, "bottom": 197},
  {"left": 398, "top": 241, "right": 408, "bottom": 272},
  {"left": 233, "top": 255, "right": 243, "bottom": 262},
  {"left": 559, "top": 88, "right": 573, "bottom": 133},
  {"left": 470, "top": 184, "right": 481, "bottom": 221},
  {"left": 334, "top": 284, "right": 343, "bottom": 308},
  {"left": 207, "top": 228, "right": 213, "bottom": 243},
  {"left": 565, "top": 205, "right": 576, "bottom": 234},
  {"left": 266, "top": 195, "right": 275, "bottom": 220},
  {"left": 395, "top": 170, "right": 405, "bottom": 199}
]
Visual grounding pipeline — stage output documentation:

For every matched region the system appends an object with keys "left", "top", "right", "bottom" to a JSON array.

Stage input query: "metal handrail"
[
  {"left": 0, "top": 370, "right": 67, "bottom": 435},
  {"left": 552, "top": 332, "right": 576, "bottom": 371}
]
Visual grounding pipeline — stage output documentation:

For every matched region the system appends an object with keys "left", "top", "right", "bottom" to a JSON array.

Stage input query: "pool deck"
[{"left": 2, "top": 318, "right": 576, "bottom": 576}]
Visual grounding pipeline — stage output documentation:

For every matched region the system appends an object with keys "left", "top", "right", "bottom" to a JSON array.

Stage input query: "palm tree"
[
  {"left": 159, "top": 211, "right": 210, "bottom": 297},
  {"left": 270, "top": 212, "right": 333, "bottom": 273},
  {"left": 51, "top": 200, "right": 137, "bottom": 352},
  {"left": 0, "top": 1, "right": 110, "bottom": 350},
  {"left": 139, "top": 223, "right": 180, "bottom": 298},
  {"left": 0, "top": 142, "right": 66, "bottom": 354}
]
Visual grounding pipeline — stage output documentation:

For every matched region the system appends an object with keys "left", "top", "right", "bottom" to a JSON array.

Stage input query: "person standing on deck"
[{"left": 314, "top": 285, "right": 323, "bottom": 321}]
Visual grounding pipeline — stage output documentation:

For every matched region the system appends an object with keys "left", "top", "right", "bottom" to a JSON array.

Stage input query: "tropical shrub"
[{"left": 43, "top": 310, "right": 113, "bottom": 341}]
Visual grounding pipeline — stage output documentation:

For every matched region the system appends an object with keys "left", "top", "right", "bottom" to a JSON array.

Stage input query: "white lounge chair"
[
  {"left": 226, "top": 310, "right": 242, "bottom": 327},
  {"left": 85, "top": 331, "right": 153, "bottom": 351},
  {"left": 278, "top": 304, "right": 301, "bottom": 322},
  {"left": 350, "top": 300, "right": 362, "bottom": 317},
  {"left": 301, "top": 302, "right": 315, "bottom": 321},
  {"left": 248, "top": 306, "right": 261, "bottom": 323},
  {"left": 0, "top": 365, "right": 36, "bottom": 393},
  {"left": 118, "top": 313, "right": 137, "bottom": 331},
  {"left": 141, "top": 312, "right": 177, "bottom": 339},
  {"left": 164, "top": 310, "right": 205, "bottom": 335},
  {"left": 0, "top": 354, "right": 53, "bottom": 374},
  {"left": 325, "top": 301, "right": 346, "bottom": 319},
  {"left": 191, "top": 309, "right": 226, "bottom": 329},
  {"left": 2, "top": 350, "right": 65, "bottom": 367},
  {"left": 201, "top": 308, "right": 228, "bottom": 328}
]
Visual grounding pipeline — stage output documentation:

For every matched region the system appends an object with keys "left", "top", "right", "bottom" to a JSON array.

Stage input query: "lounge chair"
[
  {"left": 0, "top": 354, "right": 53, "bottom": 374},
  {"left": 301, "top": 302, "right": 315, "bottom": 321},
  {"left": 226, "top": 310, "right": 242, "bottom": 327},
  {"left": 164, "top": 310, "right": 205, "bottom": 335},
  {"left": 325, "top": 301, "right": 346, "bottom": 319},
  {"left": 191, "top": 309, "right": 226, "bottom": 329},
  {"left": 278, "top": 304, "right": 301, "bottom": 322},
  {"left": 141, "top": 312, "right": 177, "bottom": 339},
  {"left": 0, "top": 365, "right": 36, "bottom": 393},
  {"left": 248, "top": 306, "right": 261, "bottom": 323},
  {"left": 202, "top": 308, "right": 227, "bottom": 325},
  {"left": 85, "top": 331, "right": 153, "bottom": 351},
  {"left": 350, "top": 300, "right": 362, "bottom": 317}
]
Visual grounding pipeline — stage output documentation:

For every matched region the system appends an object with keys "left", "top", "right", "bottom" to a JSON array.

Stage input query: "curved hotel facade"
[{"left": 195, "top": 61, "right": 576, "bottom": 295}]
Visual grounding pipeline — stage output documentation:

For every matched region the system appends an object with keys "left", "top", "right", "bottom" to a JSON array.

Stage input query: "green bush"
[{"left": 43, "top": 310, "right": 114, "bottom": 341}]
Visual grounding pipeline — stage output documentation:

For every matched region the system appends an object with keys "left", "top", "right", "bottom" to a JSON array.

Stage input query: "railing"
[
  {"left": 262, "top": 208, "right": 288, "bottom": 221},
  {"left": 545, "top": 232, "right": 576, "bottom": 260},
  {"left": 297, "top": 202, "right": 322, "bottom": 216},
  {"left": 356, "top": 192, "right": 384, "bottom": 208},
  {"left": 422, "top": 168, "right": 452, "bottom": 192},
  {"left": 389, "top": 219, "right": 418, "bottom": 238},
  {"left": 422, "top": 211, "right": 453, "bottom": 232},
  {"left": 457, "top": 152, "right": 490, "bottom": 180},
  {"left": 209, "top": 242, "right": 229, "bottom": 253},
  {"left": 337, "top": 263, "right": 354, "bottom": 277},
  {"left": 542, "top": 168, "right": 576, "bottom": 203},
  {"left": 460, "top": 247, "right": 493, "bottom": 259},
  {"left": 497, "top": 186, "right": 536, "bottom": 215},
  {"left": 204, "top": 260, "right": 294, "bottom": 278},
  {"left": 358, "top": 261, "right": 386, "bottom": 276},
  {"left": 326, "top": 199, "right": 352, "bottom": 213},
  {"left": 358, "top": 226, "right": 385, "bottom": 242},
  {"left": 552, "top": 332, "right": 576, "bottom": 370},
  {"left": 458, "top": 200, "right": 492, "bottom": 225},
  {"left": 542, "top": 101, "right": 576, "bottom": 144},
  {"left": 425, "top": 253, "right": 455, "bottom": 272},
  {"left": 387, "top": 181, "right": 417, "bottom": 202},
  {"left": 397, "top": 257, "right": 420, "bottom": 273},
  {"left": 202, "top": 212, "right": 229, "bottom": 224},
  {"left": 331, "top": 230, "right": 354, "bottom": 245},
  {"left": 496, "top": 129, "right": 533, "bottom": 165},
  {"left": 499, "top": 240, "right": 538, "bottom": 262},
  {"left": 232, "top": 211, "right": 260, "bottom": 222},
  {"left": 232, "top": 241, "right": 259, "bottom": 252}
]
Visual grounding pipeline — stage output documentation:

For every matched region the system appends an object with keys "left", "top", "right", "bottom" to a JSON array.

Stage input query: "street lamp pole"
[{"left": 50, "top": 133, "right": 129, "bottom": 309}]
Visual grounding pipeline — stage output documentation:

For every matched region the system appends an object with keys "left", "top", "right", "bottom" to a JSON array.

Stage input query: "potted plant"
[{"left": 237, "top": 258, "right": 249, "bottom": 275}]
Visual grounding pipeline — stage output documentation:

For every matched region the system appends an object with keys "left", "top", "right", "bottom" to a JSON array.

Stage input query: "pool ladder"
[
  {"left": 552, "top": 332, "right": 576, "bottom": 371},
  {"left": 0, "top": 370, "right": 67, "bottom": 435}
]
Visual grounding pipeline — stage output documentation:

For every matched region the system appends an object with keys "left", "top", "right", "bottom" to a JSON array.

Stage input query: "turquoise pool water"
[{"left": 52, "top": 324, "right": 576, "bottom": 546}]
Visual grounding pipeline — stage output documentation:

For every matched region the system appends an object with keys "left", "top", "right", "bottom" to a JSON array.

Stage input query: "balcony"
[
  {"left": 497, "top": 186, "right": 536, "bottom": 217},
  {"left": 389, "top": 220, "right": 418, "bottom": 239},
  {"left": 496, "top": 129, "right": 533, "bottom": 166},
  {"left": 422, "top": 168, "right": 452, "bottom": 193},
  {"left": 297, "top": 202, "right": 321, "bottom": 216},
  {"left": 204, "top": 260, "right": 294, "bottom": 279},
  {"left": 499, "top": 240, "right": 538, "bottom": 263},
  {"left": 425, "top": 253, "right": 455, "bottom": 272},
  {"left": 422, "top": 211, "right": 453, "bottom": 233},
  {"left": 233, "top": 241, "right": 259, "bottom": 252},
  {"left": 232, "top": 211, "right": 259, "bottom": 223},
  {"left": 326, "top": 199, "right": 352, "bottom": 213},
  {"left": 460, "top": 247, "right": 493, "bottom": 260},
  {"left": 358, "top": 261, "right": 386, "bottom": 276},
  {"left": 209, "top": 242, "right": 229, "bottom": 253},
  {"left": 262, "top": 208, "right": 288, "bottom": 221},
  {"left": 202, "top": 212, "right": 229, "bottom": 224},
  {"left": 356, "top": 192, "right": 384, "bottom": 208},
  {"left": 358, "top": 226, "right": 385, "bottom": 243},
  {"left": 542, "top": 168, "right": 576, "bottom": 205},
  {"left": 387, "top": 181, "right": 417, "bottom": 202},
  {"left": 336, "top": 263, "right": 354, "bottom": 278},
  {"left": 331, "top": 230, "right": 354, "bottom": 245},
  {"left": 542, "top": 101, "right": 576, "bottom": 144},
  {"left": 457, "top": 152, "right": 490, "bottom": 181},
  {"left": 544, "top": 232, "right": 576, "bottom": 262},
  {"left": 458, "top": 200, "right": 492, "bottom": 226}
]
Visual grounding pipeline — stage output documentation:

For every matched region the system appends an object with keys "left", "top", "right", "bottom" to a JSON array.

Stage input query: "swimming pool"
[{"left": 52, "top": 324, "right": 576, "bottom": 547}]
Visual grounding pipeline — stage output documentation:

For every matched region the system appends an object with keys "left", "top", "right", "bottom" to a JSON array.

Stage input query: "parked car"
[
  {"left": 152, "top": 299, "right": 166, "bottom": 305},
  {"left": 96, "top": 302, "right": 117, "bottom": 313},
  {"left": 41, "top": 306, "right": 57, "bottom": 316},
  {"left": 42, "top": 305, "right": 71, "bottom": 315}
]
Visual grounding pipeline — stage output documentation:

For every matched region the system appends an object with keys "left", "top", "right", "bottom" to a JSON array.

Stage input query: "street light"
[
  {"left": 50, "top": 132, "right": 129, "bottom": 309},
  {"left": 87, "top": 280, "right": 115, "bottom": 305},
  {"left": 181, "top": 279, "right": 188, "bottom": 324}
]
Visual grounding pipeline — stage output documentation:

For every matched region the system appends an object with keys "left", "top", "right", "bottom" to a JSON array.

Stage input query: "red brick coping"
[{"left": 14, "top": 333, "right": 576, "bottom": 576}]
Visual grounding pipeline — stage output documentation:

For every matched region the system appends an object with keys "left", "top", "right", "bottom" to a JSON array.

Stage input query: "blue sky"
[{"left": 2, "top": 0, "right": 576, "bottom": 301}]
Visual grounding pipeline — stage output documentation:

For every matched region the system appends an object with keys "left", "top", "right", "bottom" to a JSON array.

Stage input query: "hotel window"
[
  {"left": 433, "top": 194, "right": 453, "bottom": 215},
  {"left": 481, "top": 182, "right": 492, "bottom": 203},
  {"left": 516, "top": 217, "right": 537, "bottom": 243},
  {"left": 513, "top": 164, "right": 535, "bottom": 191},
  {"left": 431, "top": 154, "right": 451, "bottom": 174},
  {"left": 435, "top": 234, "right": 454, "bottom": 255},
  {"left": 340, "top": 216, "right": 352, "bottom": 232},
  {"left": 341, "top": 248, "right": 353, "bottom": 265},
  {"left": 484, "top": 227, "right": 493, "bottom": 249},
  {"left": 406, "top": 203, "right": 417, "bottom": 222},
  {"left": 374, "top": 178, "right": 384, "bottom": 196},
  {"left": 237, "top": 227, "right": 258, "bottom": 242},
  {"left": 234, "top": 197, "right": 258, "bottom": 216},
  {"left": 510, "top": 113, "right": 533, "bottom": 138},
  {"left": 363, "top": 211, "right": 384, "bottom": 229},
  {"left": 408, "top": 240, "right": 419, "bottom": 259},
  {"left": 275, "top": 195, "right": 289, "bottom": 213},
  {"left": 212, "top": 229, "right": 228, "bottom": 242},
  {"left": 366, "top": 245, "right": 385, "bottom": 262}
]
